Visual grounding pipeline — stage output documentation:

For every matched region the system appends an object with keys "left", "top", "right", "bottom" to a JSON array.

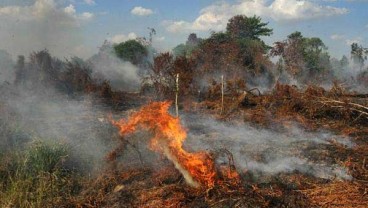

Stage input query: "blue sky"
[{"left": 0, "top": 0, "right": 367, "bottom": 59}]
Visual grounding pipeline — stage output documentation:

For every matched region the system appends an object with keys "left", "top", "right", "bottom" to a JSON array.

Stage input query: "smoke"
[
  {"left": 0, "top": 46, "right": 141, "bottom": 174},
  {"left": 88, "top": 42, "right": 141, "bottom": 92},
  {"left": 0, "top": 0, "right": 94, "bottom": 59},
  {"left": 1, "top": 84, "right": 118, "bottom": 173},
  {"left": 181, "top": 114, "right": 354, "bottom": 180},
  {"left": 331, "top": 58, "right": 368, "bottom": 94},
  {"left": 0, "top": 49, "right": 14, "bottom": 84},
  {"left": 273, "top": 56, "right": 368, "bottom": 94}
]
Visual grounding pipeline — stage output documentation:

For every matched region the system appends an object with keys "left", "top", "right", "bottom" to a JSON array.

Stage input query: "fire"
[{"left": 110, "top": 101, "right": 216, "bottom": 188}]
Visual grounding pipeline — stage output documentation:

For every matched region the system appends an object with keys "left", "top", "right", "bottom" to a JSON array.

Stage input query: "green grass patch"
[{"left": 0, "top": 140, "right": 83, "bottom": 208}]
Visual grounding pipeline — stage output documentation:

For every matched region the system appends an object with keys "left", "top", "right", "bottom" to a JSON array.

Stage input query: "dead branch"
[{"left": 247, "top": 88, "right": 262, "bottom": 96}]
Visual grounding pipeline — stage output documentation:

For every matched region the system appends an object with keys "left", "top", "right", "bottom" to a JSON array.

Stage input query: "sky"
[{"left": 0, "top": 0, "right": 367, "bottom": 60}]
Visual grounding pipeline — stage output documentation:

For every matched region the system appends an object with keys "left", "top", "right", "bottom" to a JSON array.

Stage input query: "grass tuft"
[{"left": 0, "top": 140, "right": 82, "bottom": 208}]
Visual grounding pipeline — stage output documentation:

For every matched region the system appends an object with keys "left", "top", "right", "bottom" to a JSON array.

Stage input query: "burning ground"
[
  {"left": 71, "top": 87, "right": 367, "bottom": 207},
  {"left": 81, "top": 96, "right": 367, "bottom": 207},
  {"left": 0, "top": 65, "right": 367, "bottom": 207},
  {"left": 0, "top": 15, "right": 368, "bottom": 207}
]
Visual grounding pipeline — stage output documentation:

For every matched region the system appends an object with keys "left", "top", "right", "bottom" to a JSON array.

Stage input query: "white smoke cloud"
[
  {"left": 0, "top": 0, "right": 94, "bottom": 58},
  {"left": 88, "top": 43, "right": 141, "bottom": 91},
  {"left": 182, "top": 114, "right": 353, "bottom": 180},
  {"left": 0, "top": 84, "right": 119, "bottom": 173}
]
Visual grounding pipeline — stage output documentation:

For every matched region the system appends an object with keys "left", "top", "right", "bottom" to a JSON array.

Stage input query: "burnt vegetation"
[{"left": 1, "top": 15, "right": 367, "bottom": 207}]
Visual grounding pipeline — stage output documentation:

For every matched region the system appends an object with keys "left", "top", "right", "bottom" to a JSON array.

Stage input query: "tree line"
[{"left": 10, "top": 14, "right": 368, "bottom": 102}]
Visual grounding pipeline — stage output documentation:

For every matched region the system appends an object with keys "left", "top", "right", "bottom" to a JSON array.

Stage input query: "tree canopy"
[
  {"left": 173, "top": 33, "right": 202, "bottom": 57},
  {"left": 226, "top": 15, "right": 273, "bottom": 40},
  {"left": 271, "top": 31, "right": 331, "bottom": 82},
  {"left": 114, "top": 39, "right": 148, "bottom": 65},
  {"left": 351, "top": 43, "right": 368, "bottom": 70}
]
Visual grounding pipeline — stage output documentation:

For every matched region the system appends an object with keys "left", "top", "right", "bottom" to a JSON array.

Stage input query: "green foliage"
[
  {"left": 340, "top": 55, "right": 349, "bottom": 68},
  {"left": 114, "top": 39, "right": 148, "bottom": 65},
  {"left": 303, "top": 37, "right": 329, "bottom": 73},
  {"left": 25, "top": 141, "right": 68, "bottom": 175},
  {"left": 173, "top": 44, "right": 198, "bottom": 57},
  {"left": 0, "top": 141, "right": 82, "bottom": 207},
  {"left": 331, "top": 56, "right": 350, "bottom": 77},
  {"left": 173, "top": 44, "right": 189, "bottom": 57},
  {"left": 237, "top": 38, "right": 269, "bottom": 72},
  {"left": 287, "top": 31, "right": 303, "bottom": 40},
  {"left": 226, "top": 15, "right": 273, "bottom": 40},
  {"left": 351, "top": 43, "right": 368, "bottom": 69},
  {"left": 173, "top": 33, "right": 202, "bottom": 57},
  {"left": 184, "top": 15, "right": 275, "bottom": 91},
  {"left": 271, "top": 31, "right": 331, "bottom": 81}
]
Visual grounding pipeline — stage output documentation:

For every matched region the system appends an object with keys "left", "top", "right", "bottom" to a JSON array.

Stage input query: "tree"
[
  {"left": 114, "top": 40, "right": 148, "bottom": 65},
  {"left": 192, "top": 16, "right": 275, "bottom": 90},
  {"left": 225, "top": 15, "right": 273, "bottom": 75},
  {"left": 237, "top": 38, "right": 270, "bottom": 74},
  {"left": 226, "top": 15, "right": 273, "bottom": 41},
  {"left": 146, "top": 52, "right": 196, "bottom": 99},
  {"left": 14, "top": 55, "right": 25, "bottom": 85},
  {"left": 351, "top": 43, "right": 368, "bottom": 70},
  {"left": 193, "top": 32, "right": 240, "bottom": 74},
  {"left": 186, "top": 33, "right": 201, "bottom": 46},
  {"left": 271, "top": 31, "right": 331, "bottom": 83},
  {"left": 173, "top": 33, "right": 202, "bottom": 57},
  {"left": 303, "top": 37, "right": 329, "bottom": 74},
  {"left": 340, "top": 55, "right": 349, "bottom": 68},
  {"left": 172, "top": 44, "right": 188, "bottom": 57}
]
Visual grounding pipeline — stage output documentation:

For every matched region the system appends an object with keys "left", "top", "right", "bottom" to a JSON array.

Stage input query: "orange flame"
[{"left": 110, "top": 101, "right": 216, "bottom": 188}]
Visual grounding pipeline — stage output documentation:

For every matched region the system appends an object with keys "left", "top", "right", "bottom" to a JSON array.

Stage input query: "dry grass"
[{"left": 300, "top": 181, "right": 368, "bottom": 207}]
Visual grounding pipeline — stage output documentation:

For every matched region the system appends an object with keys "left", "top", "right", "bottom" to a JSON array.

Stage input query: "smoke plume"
[
  {"left": 182, "top": 114, "right": 354, "bottom": 180},
  {"left": 88, "top": 42, "right": 141, "bottom": 91}
]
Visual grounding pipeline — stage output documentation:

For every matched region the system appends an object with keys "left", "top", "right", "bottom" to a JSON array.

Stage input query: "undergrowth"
[{"left": 0, "top": 140, "right": 83, "bottom": 208}]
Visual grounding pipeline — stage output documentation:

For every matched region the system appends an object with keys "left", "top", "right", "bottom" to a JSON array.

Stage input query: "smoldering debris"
[{"left": 181, "top": 114, "right": 354, "bottom": 180}]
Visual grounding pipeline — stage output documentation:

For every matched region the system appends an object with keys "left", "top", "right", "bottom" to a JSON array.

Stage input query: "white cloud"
[
  {"left": 330, "top": 34, "right": 344, "bottom": 40},
  {"left": 64, "top": 4, "right": 94, "bottom": 21},
  {"left": 80, "top": 12, "right": 94, "bottom": 20},
  {"left": 0, "top": 0, "right": 94, "bottom": 58},
  {"left": 165, "top": 0, "right": 349, "bottom": 33},
  {"left": 269, "top": 0, "right": 348, "bottom": 21},
  {"left": 165, "top": 20, "right": 192, "bottom": 33},
  {"left": 110, "top": 32, "right": 138, "bottom": 43},
  {"left": 84, "top": 0, "right": 96, "bottom": 5},
  {"left": 131, "top": 6, "right": 153, "bottom": 16},
  {"left": 64, "top": 4, "right": 76, "bottom": 15}
]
